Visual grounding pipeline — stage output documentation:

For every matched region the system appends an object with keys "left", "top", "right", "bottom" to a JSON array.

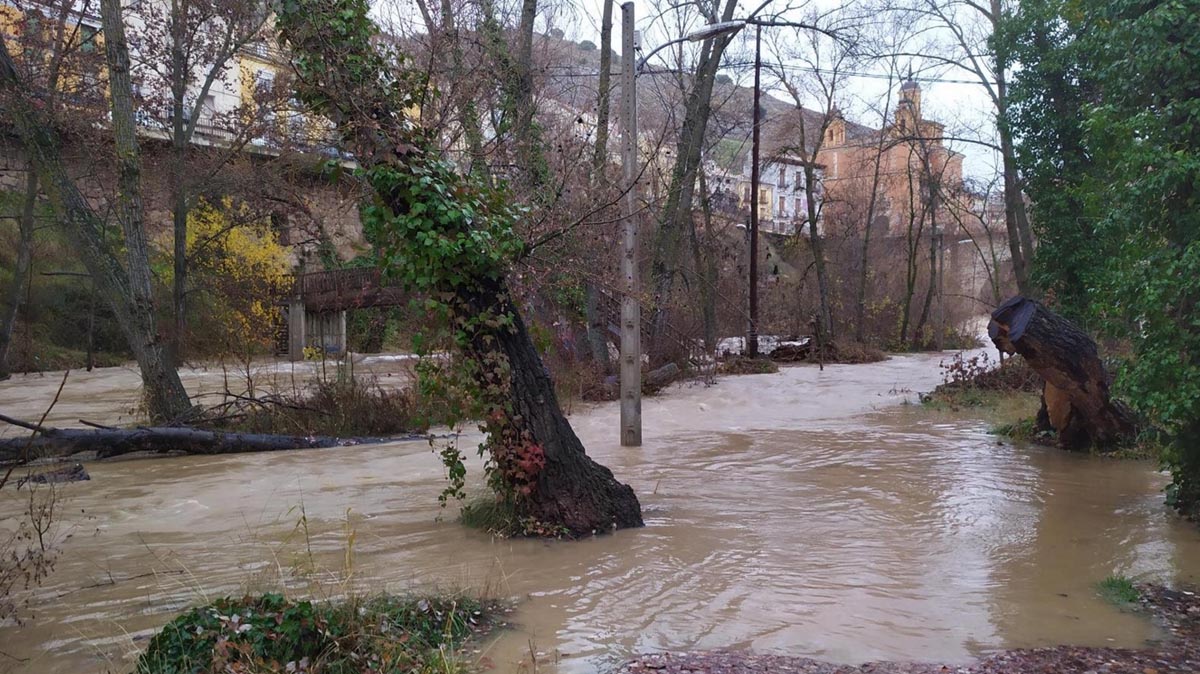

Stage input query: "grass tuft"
[
  {"left": 459, "top": 494, "right": 570, "bottom": 538},
  {"left": 459, "top": 495, "right": 521, "bottom": 536},
  {"left": 991, "top": 417, "right": 1052, "bottom": 444},
  {"left": 1096, "top": 575, "right": 1140, "bottom": 605}
]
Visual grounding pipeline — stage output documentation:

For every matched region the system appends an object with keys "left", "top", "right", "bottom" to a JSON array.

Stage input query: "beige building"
[{"left": 817, "top": 80, "right": 965, "bottom": 237}]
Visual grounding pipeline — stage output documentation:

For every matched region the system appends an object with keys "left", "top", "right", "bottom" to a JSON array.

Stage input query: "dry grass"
[
  {"left": 718, "top": 356, "right": 780, "bottom": 375},
  {"left": 204, "top": 377, "right": 431, "bottom": 438}
]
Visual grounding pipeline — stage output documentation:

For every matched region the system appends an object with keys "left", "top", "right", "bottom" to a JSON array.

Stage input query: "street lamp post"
[
  {"left": 680, "top": 16, "right": 821, "bottom": 358},
  {"left": 678, "top": 18, "right": 764, "bottom": 357}
]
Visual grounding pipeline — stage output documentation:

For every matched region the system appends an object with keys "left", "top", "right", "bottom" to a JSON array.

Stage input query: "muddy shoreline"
[{"left": 617, "top": 584, "right": 1200, "bottom": 674}]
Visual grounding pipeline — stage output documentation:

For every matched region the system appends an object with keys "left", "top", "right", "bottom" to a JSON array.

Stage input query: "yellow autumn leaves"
[{"left": 172, "top": 198, "right": 291, "bottom": 355}]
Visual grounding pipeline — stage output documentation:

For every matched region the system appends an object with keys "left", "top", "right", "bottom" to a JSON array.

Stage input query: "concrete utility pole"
[
  {"left": 619, "top": 1, "right": 642, "bottom": 446},
  {"left": 747, "top": 24, "right": 762, "bottom": 358}
]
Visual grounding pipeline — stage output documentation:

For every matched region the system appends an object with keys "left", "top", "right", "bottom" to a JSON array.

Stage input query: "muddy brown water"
[{"left": 1, "top": 348, "right": 1198, "bottom": 674}]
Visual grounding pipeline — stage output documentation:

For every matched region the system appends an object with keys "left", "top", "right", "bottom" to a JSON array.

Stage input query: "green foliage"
[
  {"left": 346, "top": 307, "right": 405, "bottom": 352},
  {"left": 276, "top": 0, "right": 551, "bottom": 525},
  {"left": 135, "top": 592, "right": 491, "bottom": 674},
  {"left": 1096, "top": 575, "right": 1140, "bottom": 606},
  {"left": 0, "top": 189, "right": 130, "bottom": 371},
  {"left": 1005, "top": 0, "right": 1200, "bottom": 514}
]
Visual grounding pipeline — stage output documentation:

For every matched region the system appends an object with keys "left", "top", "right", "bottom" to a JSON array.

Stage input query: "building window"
[
  {"left": 779, "top": 195, "right": 786, "bottom": 214},
  {"left": 255, "top": 69, "right": 275, "bottom": 95},
  {"left": 79, "top": 24, "right": 100, "bottom": 54},
  {"left": 199, "top": 94, "right": 216, "bottom": 123}
]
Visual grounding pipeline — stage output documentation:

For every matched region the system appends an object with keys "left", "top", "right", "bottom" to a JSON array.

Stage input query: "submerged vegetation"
[
  {"left": 718, "top": 356, "right": 780, "bottom": 375},
  {"left": 1096, "top": 575, "right": 1140, "bottom": 606},
  {"left": 136, "top": 593, "right": 499, "bottom": 674}
]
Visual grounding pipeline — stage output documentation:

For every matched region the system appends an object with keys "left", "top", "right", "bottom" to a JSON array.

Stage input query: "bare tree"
[
  {"left": 585, "top": 0, "right": 617, "bottom": 371},
  {"left": 770, "top": 10, "right": 861, "bottom": 342},
  {"left": 0, "top": 1, "right": 193, "bottom": 421},
  {"left": 0, "top": 0, "right": 102, "bottom": 378},
  {"left": 645, "top": 0, "right": 743, "bottom": 361},
  {"left": 895, "top": 0, "right": 1034, "bottom": 295},
  {"left": 851, "top": 31, "right": 905, "bottom": 343},
  {"left": 126, "top": 0, "right": 269, "bottom": 354}
]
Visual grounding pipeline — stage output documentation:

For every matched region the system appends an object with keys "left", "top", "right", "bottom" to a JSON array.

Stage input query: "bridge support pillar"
[{"left": 288, "top": 298, "right": 306, "bottom": 361}]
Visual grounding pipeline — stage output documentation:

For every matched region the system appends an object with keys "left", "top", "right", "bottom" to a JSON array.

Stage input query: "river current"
[{"left": 0, "top": 347, "right": 1197, "bottom": 673}]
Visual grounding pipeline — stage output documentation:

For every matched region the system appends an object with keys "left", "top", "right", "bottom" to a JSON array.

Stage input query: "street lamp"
[
  {"left": 683, "top": 19, "right": 762, "bottom": 358},
  {"left": 643, "top": 18, "right": 764, "bottom": 358}
]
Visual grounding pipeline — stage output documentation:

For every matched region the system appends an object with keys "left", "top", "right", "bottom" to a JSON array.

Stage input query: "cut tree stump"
[{"left": 988, "top": 296, "right": 1135, "bottom": 450}]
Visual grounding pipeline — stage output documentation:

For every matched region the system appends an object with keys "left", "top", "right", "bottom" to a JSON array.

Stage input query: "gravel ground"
[{"left": 616, "top": 584, "right": 1200, "bottom": 674}]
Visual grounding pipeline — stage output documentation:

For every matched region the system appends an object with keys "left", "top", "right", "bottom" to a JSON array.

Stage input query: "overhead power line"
[{"left": 540, "top": 62, "right": 996, "bottom": 87}]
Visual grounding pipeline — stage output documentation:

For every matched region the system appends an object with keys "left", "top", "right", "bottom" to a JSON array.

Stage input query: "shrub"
[
  {"left": 718, "top": 356, "right": 780, "bottom": 375},
  {"left": 135, "top": 593, "right": 495, "bottom": 674},
  {"left": 933, "top": 353, "right": 1042, "bottom": 395},
  {"left": 206, "top": 377, "right": 430, "bottom": 438}
]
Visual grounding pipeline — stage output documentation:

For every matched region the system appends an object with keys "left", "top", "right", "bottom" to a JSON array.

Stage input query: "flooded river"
[{"left": 1, "top": 347, "right": 1198, "bottom": 673}]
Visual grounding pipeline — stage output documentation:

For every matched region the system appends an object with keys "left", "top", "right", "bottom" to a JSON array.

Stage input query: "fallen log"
[
  {"left": 769, "top": 337, "right": 813, "bottom": 362},
  {"left": 988, "top": 296, "right": 1135, "bottom": 450},
  {"left": 585, "top": 363, "right": 682, "bottom": 401},
  {"left": 0, "top": 419, "right": 391, "bottom": 466}
]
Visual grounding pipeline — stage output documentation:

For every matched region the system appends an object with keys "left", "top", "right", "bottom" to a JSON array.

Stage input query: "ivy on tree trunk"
[{"left": 275, "top": 0, "right": 643, "bottom": 537}]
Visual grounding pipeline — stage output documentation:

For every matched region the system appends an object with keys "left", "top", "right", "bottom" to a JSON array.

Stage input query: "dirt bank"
[{"left": 616, "top": 584, "right": 1200, "bottom": 674}]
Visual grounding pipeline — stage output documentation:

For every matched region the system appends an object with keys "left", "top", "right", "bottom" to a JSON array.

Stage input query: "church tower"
[{"left": 896, "top": 78, "right": 922, "bottom": 132}]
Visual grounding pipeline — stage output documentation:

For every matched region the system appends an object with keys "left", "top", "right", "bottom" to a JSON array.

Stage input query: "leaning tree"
[{"left": 274, "top": 0, "right": 642, "bottom": 537}]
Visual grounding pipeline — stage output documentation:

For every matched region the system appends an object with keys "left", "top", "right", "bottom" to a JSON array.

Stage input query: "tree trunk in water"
[
  {"left": 0, "top": 419, "right": 358, "bottom": 464},
  {"left": 988, "top": 296, "right": 1135, "bottom": 449},
  {"left": 692, "top": 171, "right": 718, "bottom": 355},
  {"left": 898, "top": 168, "right": 922, "bottom": 346},
  {"left": 468, "top": 280, "right": 643, "bottom": 536},
  {"left": 170, "top": 0, "right": 189, "bottom": 358},
  {"left": 0, "top": 169, "right": 36, "bottom": 378},
  {"left": 171, "top": 170, "right": 188, "bottom": 357},
  {"left": 998, "top": 124, "right": 1032, "bottom": 295},
  {"left": 854, "top": 80, "right": 895, "bottom": 344},
  {"left": 100, "top": 0, "right": 191, "bottom": 422},
  {"left": 854, "top": 152, "right": 883, "bottom": 344},
  {"left": 914, "top": 207, "right": 938, "bottom": 343},
  {"left": 991, "top": 9, "right": 1035, "bottom": 297}
]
